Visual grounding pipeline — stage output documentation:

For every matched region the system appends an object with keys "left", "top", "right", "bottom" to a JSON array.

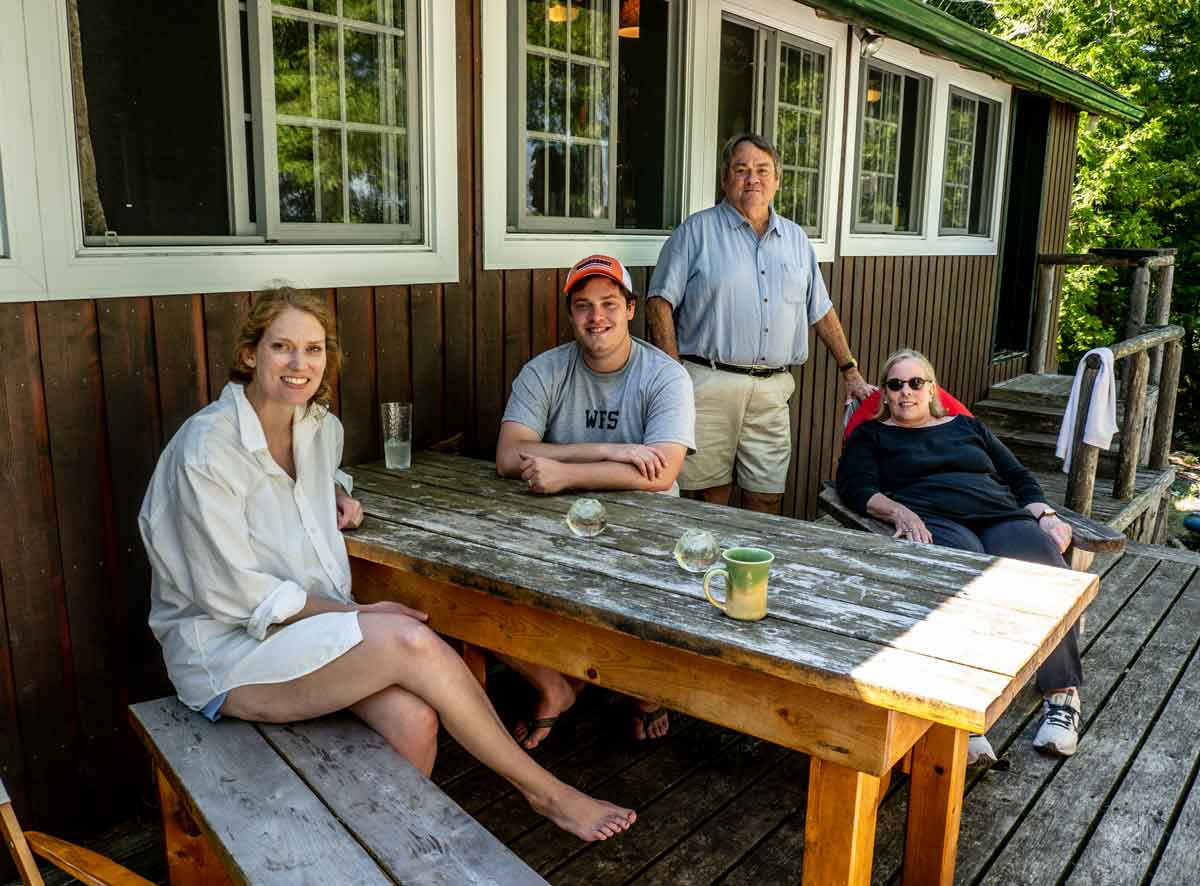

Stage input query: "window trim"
[
  {"left": 839, "top": 34, "right": 1010, "bottom": 257},
  {"left": 5, "top": 0, "right": 457, "bottom": 303},
  {"left": 0, "top": 1, "right": 48, "bottom": 299}
]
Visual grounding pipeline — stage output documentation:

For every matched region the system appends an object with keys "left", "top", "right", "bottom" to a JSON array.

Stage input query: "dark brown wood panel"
[
  {"left": 202, "top": 292, "right": 250, "bottom": 402},
  {"left": 503, "top": 270, "right": 532, "bottom": 400},
  {"left": 375, "top": 285, "right": 413, "bottom": 406},
  {"left": 411, "top": 285, "right": 445, "bottom": 448},
  {"left": 97, "top": 299, "right": 170, "bottom": 707},
  {"left": 36, "top": 300, "right": 127, "bottom": 828},
  {"left": 336, "top": 287, "right": 379, "bottom": 465},
  {"left": 151, "top": 295, "right": 207, "bottom": 445},
  {"left": 0, "top": 304, "right": 78, "bottom": 833},
  {"left": 475, "top": 270, "right": 505, "bottom": 455}
]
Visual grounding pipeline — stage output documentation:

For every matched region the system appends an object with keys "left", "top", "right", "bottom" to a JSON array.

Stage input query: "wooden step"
[
  {"left": 975, "top": 398, "right": 1155, "bottom": 447},
  {"left": 998, "top": 430, "right": 1124, "bottom": 477}
]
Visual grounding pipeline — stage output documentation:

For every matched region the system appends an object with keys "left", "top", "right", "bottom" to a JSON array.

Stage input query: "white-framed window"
[
  {"left": 5, "top": 0, "right": 457, "bottom": 302},
  {"left": 839, "top": 35, "right": 1010, "bottom": 257},
  {"left": 0, "top": 1, "right": 48, "bottom": 300},
  {"left": 482, "top": 0, "right": 846, "bottom": 270},
  {"left": 939, "top": 87, "right": 999, "bottom": 236},
  {"left": 485, "top": 0, "right": 688, "bottom": 270},
  {"left": 716, "top": 14, "right": 833, "bottom": 238}
]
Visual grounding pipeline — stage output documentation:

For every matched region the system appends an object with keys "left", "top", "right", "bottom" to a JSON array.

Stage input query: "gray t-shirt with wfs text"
[{"left": 502, "top": 339, "right": 696, "bottom": 457}]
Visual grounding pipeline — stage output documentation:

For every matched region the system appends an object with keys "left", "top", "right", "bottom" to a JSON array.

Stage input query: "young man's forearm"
[
  {"left": 557, "top": 460, "right": 679, "bottom": 493},
  {"left": 497, "top": 440, "right": 621, "bottom": 476}
]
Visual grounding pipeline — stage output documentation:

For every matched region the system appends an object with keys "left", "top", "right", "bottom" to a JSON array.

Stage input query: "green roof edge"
[{"left": 809, "top": 0, "right": 1146, "bottom": 123}]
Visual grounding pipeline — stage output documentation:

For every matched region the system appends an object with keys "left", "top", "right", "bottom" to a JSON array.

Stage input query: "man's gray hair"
[{"left": 720, "top": 133, "right": 781, "bottom": 179}]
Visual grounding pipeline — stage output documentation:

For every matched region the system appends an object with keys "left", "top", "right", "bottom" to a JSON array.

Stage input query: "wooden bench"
[{"left": 129, "top": 697, "right": 545, "bottom": 885}]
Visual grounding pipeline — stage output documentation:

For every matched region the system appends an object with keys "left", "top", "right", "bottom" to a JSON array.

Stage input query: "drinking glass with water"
[{"left": 381, "top": 402, "right": 413, "bottom": 470}]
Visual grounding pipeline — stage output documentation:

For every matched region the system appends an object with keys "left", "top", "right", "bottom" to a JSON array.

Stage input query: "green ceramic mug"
[{"left": 702, "top": 547, "right": 774, "bottom": 621}]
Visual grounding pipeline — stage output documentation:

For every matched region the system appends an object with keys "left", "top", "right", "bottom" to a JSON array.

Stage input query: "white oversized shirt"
[{"left": 139, "top": 383, "right": 362, "bottom": 710}]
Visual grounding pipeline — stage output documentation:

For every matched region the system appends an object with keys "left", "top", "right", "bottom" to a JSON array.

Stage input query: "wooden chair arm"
[
  {"left": 25, "top": 832, "right": 155, "bottom": 886},
  {"left": 818, "top": 482, "right": 895, "bottom": 537},
  {"left": 1056, "top": 506, "right": 1126, "bottom": 554},
  {"left": 820, "top": 482, "right": 1126, "bottom": 556}
]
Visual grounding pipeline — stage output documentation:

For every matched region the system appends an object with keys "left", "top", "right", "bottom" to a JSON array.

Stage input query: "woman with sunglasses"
[{"left": 836, "top": 348, "right": 1083, "bottom": 761}]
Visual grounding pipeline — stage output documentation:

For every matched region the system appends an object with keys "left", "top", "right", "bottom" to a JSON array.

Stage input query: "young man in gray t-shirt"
[
  {"left": 495, "top": 254, "right": 695, "bottom": 746},
  {"left": 497, "top": 255, "right": 695, "bottom": 495}
]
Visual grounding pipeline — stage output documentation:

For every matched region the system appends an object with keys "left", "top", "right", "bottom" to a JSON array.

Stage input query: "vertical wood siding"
[{"left": 0, "top": 0, "right": 1081, "bottom": 852}]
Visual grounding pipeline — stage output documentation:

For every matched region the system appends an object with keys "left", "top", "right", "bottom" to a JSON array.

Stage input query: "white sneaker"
[
  {"left": 1033, "top": 688, "right": 1081, "bottom": 757},
  {"left": 967, "top": 733, "right": 997, "bottom": 766}
]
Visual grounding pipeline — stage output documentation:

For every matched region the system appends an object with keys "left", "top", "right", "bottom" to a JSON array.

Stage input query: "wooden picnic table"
[{"left": 345, "top": 453, "right": 1098, "bottom": 885}]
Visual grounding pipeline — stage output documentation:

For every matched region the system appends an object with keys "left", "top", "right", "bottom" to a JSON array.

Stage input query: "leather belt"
[{"left": 680, "top": 354, "right": 789, "bottom": 378}]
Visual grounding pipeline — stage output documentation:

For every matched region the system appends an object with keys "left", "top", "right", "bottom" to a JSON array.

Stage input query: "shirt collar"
[
  {"left": 719, "top": 199, "right": 782, "bottom": 237},
  {"left": 226, "top": 383, "right": 312, "bottom": 454}
]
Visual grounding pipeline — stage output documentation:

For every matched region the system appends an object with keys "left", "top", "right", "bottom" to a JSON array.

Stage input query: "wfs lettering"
[{"left": 585, "top": 409, "right": 620, "bottom": 430}]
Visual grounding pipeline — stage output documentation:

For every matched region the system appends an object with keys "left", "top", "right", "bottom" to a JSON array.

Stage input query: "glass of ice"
[
  {"left": 566, "top": 498, "right": 607, "bottom": 537},
  {"left": 674, "top": 528, "right": 720, "bottom": 573},
  {"left": 380, "top": 402, "right": 413, "bottom": 470}
]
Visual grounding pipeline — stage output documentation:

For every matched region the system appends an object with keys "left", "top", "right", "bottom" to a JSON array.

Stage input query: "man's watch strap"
[
  {"left": 1037, "top": 508, "right": 1059, "bottom": 521},
  {"left": 839, "top": 357, "right": 858, "bottom": 373}
]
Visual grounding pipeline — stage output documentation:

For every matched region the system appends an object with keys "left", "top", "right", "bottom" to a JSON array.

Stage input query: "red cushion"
[{"left": 844, "top": 389, "right": 973, "bottom": 441}]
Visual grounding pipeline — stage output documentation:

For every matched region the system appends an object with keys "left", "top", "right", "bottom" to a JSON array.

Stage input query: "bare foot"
[
  {"left": 528, "top": 784, "right": 636, "bottom": 841},
  {"left": 513, "top": 679, "right": 578, "bottom": 750},
  {"left": 632, "top": 699, "right": 669, "bottom": 740}
]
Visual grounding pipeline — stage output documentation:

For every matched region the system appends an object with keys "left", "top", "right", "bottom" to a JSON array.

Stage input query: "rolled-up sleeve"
[
  {"left": 806, "top": 245, "right": 833, "bottom": 326},
  {"left": 647, "top": 225, "right": 693, "bottom": 308},
  {"left": 147, "top": 461, "right": 307, "bottom": 640}
]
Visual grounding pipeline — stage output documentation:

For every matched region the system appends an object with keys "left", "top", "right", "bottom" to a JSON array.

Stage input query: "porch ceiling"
[{"left": 810, "top": 0, "right": 1145, "bottom": 123}]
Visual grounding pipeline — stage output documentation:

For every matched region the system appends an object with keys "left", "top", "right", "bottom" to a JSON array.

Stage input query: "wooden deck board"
[{"left": 1031, "top": 464, "right": 1175, "bottom": 532}]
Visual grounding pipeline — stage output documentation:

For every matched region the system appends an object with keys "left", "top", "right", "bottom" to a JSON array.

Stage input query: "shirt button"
[
  {"left": 763, "top": 298, "right": 768, "bottom": 303},
  {"left": 765, "top": 328, "right": 769, "bottom": 333}
]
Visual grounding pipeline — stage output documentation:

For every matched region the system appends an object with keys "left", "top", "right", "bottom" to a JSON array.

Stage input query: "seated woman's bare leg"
[
  {"left": 223, "top": 612, "right": 635, "bottom": 841},
  {"left": 350, "top": 686, "right": 439, "bottom": 775}
]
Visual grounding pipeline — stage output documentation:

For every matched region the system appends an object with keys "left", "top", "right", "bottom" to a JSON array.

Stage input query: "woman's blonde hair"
[
  {"left": 228, "top": 287, "right": 341, "bottom": 410},
  {"left": 874, "top": 348, "right": 945, "bottom": 421}
]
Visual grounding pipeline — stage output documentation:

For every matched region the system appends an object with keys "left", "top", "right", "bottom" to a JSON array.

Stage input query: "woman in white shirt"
[{"left": 139, "top": 288, "right": 634, "bottom": 842}]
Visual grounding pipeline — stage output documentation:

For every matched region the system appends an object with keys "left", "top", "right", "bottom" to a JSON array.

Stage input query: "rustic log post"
[
  {"left": 1148, "top": 260, "right": 1175, "bottom": 387},
  {"left": 1029, "top": 264, "right": 1057, "bottom": 375},
  {"left": 1065, "top": 356, "right": 1100, "bottom": 518},
  {"left": 1149, "top": 339, "right": 1182, "bottom": 470},
  {"left": 1114, "top": 350, "right": 1149, "bottom": 500}
]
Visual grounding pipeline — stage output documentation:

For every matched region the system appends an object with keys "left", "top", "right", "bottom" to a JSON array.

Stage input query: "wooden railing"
[{"left": 1061, "top": 323, "right": 1185, "bottom": 518}]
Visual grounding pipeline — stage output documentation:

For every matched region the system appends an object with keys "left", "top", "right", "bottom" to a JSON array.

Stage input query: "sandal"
[
  {"left": 634, "top": 706, "right": 669, "bottom": 740},
  {"left": 514, "top": 715, "right": 559, "bottom": 749}
]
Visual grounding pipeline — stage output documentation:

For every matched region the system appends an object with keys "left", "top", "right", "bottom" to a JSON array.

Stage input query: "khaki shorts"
[{"left": 679, "top": 362, "right": 796, "bottom": 494}]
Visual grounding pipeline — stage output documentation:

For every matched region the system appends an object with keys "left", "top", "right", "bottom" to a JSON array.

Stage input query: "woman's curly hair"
[{"left": 228, "top": 287, "right": 341, "bottom": 411}]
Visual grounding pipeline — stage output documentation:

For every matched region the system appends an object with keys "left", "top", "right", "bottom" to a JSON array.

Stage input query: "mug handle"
[{"left": 703, "top": 566, "right": 729, "bottom": 613}]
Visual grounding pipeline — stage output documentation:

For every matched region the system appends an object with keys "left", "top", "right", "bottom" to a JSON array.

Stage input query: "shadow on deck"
[{"left": 11, "top": 544, "right": 1200, "bottom": 886}]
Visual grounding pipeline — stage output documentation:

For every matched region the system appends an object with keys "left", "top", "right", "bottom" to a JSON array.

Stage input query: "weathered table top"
[{"left": 345, "top": 453, "right": 1097, "bottom": 735}]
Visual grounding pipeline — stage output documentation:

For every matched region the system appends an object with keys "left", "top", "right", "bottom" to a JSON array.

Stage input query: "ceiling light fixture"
[{"left": 618, "top": 0, "right": 641, "bottom": 38}]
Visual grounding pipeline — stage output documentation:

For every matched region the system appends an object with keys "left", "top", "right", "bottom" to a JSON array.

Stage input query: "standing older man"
[{"left": 646, "top": 133, "right": 873, "bottom": 515}]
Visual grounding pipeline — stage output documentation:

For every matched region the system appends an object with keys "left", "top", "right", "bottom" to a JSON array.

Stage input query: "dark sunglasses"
[{"left": 885, "top": 377, "right": 930, "bottom": 392}]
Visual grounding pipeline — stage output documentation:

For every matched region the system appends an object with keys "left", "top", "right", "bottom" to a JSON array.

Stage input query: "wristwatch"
[
  {"left": 838, "top": 357, "right": 859, "bottom": 373},
  {"left": 1037, "top": 508, "right": 1058, "bottom": 522}
]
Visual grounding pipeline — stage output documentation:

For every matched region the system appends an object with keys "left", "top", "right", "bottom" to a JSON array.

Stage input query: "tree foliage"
[{"left": 986, "top": 0, "right": 1200, "bottom": 445}]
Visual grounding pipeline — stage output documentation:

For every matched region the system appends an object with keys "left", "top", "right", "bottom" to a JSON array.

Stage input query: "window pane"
[
  {"left": 278, "top": 0, "right": 338, "bottom": 14},
  {"left": 343, "top": 0, "right": 404, "bottom": 27},
  {"left": 571, "top": 0, "right": 609, "bottom": 60},
  {"left": 855, "top": 62, "right": 927, "bottom": 234},
  {"left": 527, "top": 0, "right": 548, "bottom": 48},
  {"left": 70, "top": 1, "right": 232, "bottom": 236},
  {"left": 345, "top": 28, "right": 403, "bottom": 126},
  {"left": 348, "top": 130, "right": 402, "bottom": 223},
  {"left": 547, "top": 58, "right": 567, "bottom": 134},
  {"left": 546, "top": 0, "right": 568, "bottom": 50},
  {"left": 527, "top": 56, "right": 547, "bottom": 131},
  {"left": 279, "top": 124, "right": 317, "bottom": 221},
  {"left": 940, "top": 90, "right": 997, "bottom": 236},
  {"left": 773, "top": 41, "right": 827, "bottom": 235},
  {"left": 273, "top": 16, "right": 311, "bottom": 117}
]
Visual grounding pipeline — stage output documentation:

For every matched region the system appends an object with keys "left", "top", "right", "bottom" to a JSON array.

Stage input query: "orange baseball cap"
[{"left": 562, "top": 254, "right": 634, "bottom": 297}]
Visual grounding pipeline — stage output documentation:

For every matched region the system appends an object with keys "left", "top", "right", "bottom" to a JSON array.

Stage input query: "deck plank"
[
  {"left": 1065, "top": 570, "right": 1200, "bottom": 884},
  {"left": 978, "top": 561, "right": 1200, "bottom": 884}
]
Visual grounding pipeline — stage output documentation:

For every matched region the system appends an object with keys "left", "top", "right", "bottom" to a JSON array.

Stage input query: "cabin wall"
[{"left": 0, "top": 0, "right": 1079, "bottom": 853}]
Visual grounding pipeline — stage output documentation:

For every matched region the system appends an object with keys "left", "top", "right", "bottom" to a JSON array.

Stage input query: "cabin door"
[{"left": 993, "top": 91, "right": 1052, "bottom": 357}]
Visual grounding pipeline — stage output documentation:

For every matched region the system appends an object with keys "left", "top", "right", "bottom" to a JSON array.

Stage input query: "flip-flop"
[
  {"left": 634, "top": 706, "right": 669, "bottom": 740},
  {"left": 514, "top": 715, "right": 559, "bottom": 749}
]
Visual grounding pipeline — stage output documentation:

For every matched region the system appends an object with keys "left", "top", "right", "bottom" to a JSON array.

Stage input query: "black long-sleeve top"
[{"left": 835, "top": 416, "right": 1046, "bottom": 523}]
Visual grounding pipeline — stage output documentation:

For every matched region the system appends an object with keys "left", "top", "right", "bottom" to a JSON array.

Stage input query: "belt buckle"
[{"left": 748, "top": 366, "right": 771, "bottom": 378}]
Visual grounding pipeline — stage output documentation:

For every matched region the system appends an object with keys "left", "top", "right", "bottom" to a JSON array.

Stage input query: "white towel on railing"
[{"left": 1056, "top": 347, "right": 1118, "bottom": 473}]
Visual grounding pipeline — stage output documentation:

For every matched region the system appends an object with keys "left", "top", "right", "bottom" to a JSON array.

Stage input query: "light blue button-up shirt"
[{"left": 648, "top": 200, "right": 832, "bottom": 367}]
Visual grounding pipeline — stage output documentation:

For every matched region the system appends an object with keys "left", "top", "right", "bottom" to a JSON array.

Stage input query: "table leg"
[
  {"left": 156, "top": 768, "right": 234, "bottom": 886},
  {"left": 460, "top": 642, "right": 488, "bottom": 687},
  {"left": 902, "top": 723, "right": 968, "bottom": 886},
  {"left": 803, "top": 756, "right": 883, "bottom": 886}
]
